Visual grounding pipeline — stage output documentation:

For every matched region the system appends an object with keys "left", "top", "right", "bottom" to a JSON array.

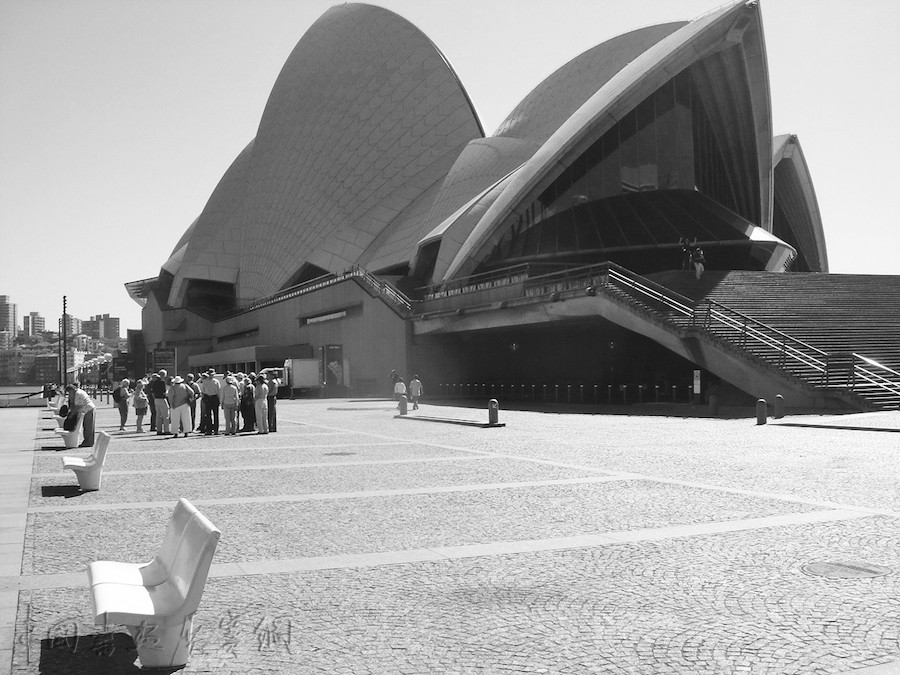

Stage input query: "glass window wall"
[{"left": 480, "top": 66, "right": 750, "bottom": 269}]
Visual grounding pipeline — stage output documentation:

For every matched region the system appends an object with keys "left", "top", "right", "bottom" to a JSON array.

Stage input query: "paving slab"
[{"left": 2, "top": 401, "right": 898, "bottom": 674}]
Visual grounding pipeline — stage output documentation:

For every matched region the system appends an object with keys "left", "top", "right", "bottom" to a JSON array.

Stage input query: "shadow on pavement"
[
  {"left": 36, "top": 632, "right": 180, "bottom": 674},
  {"left": 40, "top": 485, "right": 85, "bottom": 499}
]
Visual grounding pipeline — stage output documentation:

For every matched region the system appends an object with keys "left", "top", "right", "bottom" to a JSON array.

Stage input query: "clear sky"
[{"left": 2, "top": 0, "right": 898, "bottom": 334}]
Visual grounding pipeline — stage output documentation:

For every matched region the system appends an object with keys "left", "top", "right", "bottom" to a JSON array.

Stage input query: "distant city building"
[
  {"left": 0, "top": 349, "right": 34, "bottom": 384},
  {"left": 69, "top": 334, "right": 104, "bottom": 353},
  {"left": 0, "top": 296, "right": 17, "bottom": 339},
  {"left": 34, "top": 353, "right": 59, "bottom": 385},
  {"left": 93, "top": 314, "right": 120, "bottom": 340},
  {"left": 23, "top": 312, "right": 45, "bottom": 336},
  {"left": 0, "top": 350, "right": 19, "bottom": 384},
  {"left": 81, "top": 318, "right": 101, "bottom": 339},
  {"left": 0, "top": 331, "right": 12, "bottom": 351},
  {"left": 61, "top": 315, "right": 82, "bottom": 337}
]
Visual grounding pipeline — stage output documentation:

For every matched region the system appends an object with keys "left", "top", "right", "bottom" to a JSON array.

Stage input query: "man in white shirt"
[
  {"left": 199, "top": 368, "right": 222, "bottom": 435},
  {"left": 65, "top": 384, "right": 97, "bottom": 447}
]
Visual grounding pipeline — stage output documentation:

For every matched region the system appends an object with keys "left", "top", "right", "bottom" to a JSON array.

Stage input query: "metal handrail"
[
  {"left": 222, "top": 265, "right": 413, "bottom": 318},
  {"left": 851, "top": 355, "right": 900, "bottom": 398},
  {"left": 419, "top": 260, "right": 899, "bottom": 405},
  {"left": 599, "top": 265, "right": 900, "bottom": 404},
  {"left": 421, "top": 262, "right": 581, "bottom": 299}
]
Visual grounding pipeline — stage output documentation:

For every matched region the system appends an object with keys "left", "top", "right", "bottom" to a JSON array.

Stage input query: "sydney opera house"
[{"left": 128, "top": 1, "right": 900, "bottom": 410}]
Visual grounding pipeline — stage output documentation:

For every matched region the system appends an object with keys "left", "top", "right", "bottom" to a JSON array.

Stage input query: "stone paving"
[{"left": 2, "top": 398, "right": 899, "bottom": 673}]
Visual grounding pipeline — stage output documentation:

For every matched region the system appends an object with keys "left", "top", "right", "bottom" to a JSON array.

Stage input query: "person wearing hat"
[
  {"left": 198, "top": 367, "right": 221, "bottom": 435},
  {"left": 254, "top": 374, "right": 269, "bottom": 434},
  {"left": 150, "top": 370, "right": 170, "bottom": 435},
  {"left": 240, "top": 376, "right": 256, "bottom": 432},
  {"left": 185, "top": 373, "right": 200, "bottom": 432},
  {"left": 220, "top": 375, "right": 240, "bottom": 435},
  {"left": 167, "top": 375, "right": 194, "bottom": 438}
]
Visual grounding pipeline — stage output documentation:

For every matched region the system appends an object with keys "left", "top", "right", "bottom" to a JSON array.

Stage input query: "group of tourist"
[{"left": 87, "top": 368, "right": 282, "bottom": 439}]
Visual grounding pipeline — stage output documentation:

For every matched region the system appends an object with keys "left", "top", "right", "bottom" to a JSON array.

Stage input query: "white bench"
[
  {"left": 89, "top": 498, "right": 221, "bottom": 668},
  {"left": 54, "top": 413, "right": 83, "bottom": 449},
  {"left": 62, "top": 431, "right": 111, "bottom": 491},
  {"left": 53, "top": 415, "right": 66, "bottom": 428}
]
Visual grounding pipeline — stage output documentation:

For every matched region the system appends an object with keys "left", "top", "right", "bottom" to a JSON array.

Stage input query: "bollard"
[
  {"left": 774, "top": 394, "right": 785, "bottom": 419},
  {"left": 488, "top": 398, "right": 499, "bottom": 425},
  {"left": 398, "top": 394, "right": 408, "bottom": 416},
  {"left": 756, "top": 398, "right": 767, "bottom": 425},
  {"left": 708, "top": 394, "right": 719, "bottom": 417}
]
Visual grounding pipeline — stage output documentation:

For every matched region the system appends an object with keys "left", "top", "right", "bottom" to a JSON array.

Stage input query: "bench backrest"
[
  {"left": 88, "top": 431, "right": 111, "bottom": 467},
  {"left": 166, "top": 504, "right": 221, "bottom": 613},
  {"left": 136, "top": 498, "right": 198, "bottom": 587}
]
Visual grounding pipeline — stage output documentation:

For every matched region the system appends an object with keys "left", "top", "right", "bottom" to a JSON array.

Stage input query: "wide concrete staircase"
[{"left": 645, "top": 270, "right": 900, "bottom": 410}]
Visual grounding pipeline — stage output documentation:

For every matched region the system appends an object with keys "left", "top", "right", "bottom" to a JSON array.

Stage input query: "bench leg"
[
  {"left": 125, "top": 613, "right": 195, "bottom": 669},
  {"left": 75, "top": 469, "right": 101, "bottom": 491}
]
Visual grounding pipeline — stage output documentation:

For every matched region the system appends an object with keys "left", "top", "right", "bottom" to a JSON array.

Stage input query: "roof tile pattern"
[
  {"left": 233, "top": 4, "right": 481, "bottom": 301},
  {"left": 168, "top": 142, "right": 254, "bottom": 306}
]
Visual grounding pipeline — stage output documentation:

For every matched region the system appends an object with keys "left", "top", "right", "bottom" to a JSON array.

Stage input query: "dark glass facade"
[{"left": 479, "top": 67, "right": 758, "bottom": 273}]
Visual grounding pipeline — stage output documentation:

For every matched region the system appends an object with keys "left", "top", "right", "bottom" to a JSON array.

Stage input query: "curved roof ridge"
[
  {"left": 438, "top": 0, "right": 771, "bottom": 281},
  {"left": 494, "top": 22, "right": 686, "bottom": 142},
  {"left": 168, "top": 139, "right": 255, "bottom": 307},
  {"left": 772, "top": 134, "right": 828, "bottom": 271},
  {"left": 233, "top": 3, "right": 483, "bottom": 301}
]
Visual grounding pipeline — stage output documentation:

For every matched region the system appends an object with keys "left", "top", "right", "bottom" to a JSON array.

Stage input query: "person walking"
[
  {"left": 254, "top": 374, "right": 269, "bottom": 434},
  {"left": 150, "top": 371, "right": 170, "bottom": 435},
  {"left": 65, "top": 384, "right": 96, "bottom": 447},
  {"left": 408, "top": 374, "right": 423, "bottom": 410},
  {"left": 266, "top": 370, "right": 280, "bottom": 432},
  {"left": 113, "top": 378, "right": 132, "bottom": 430},
  {"left": 221, "top": 375, "right": 239, "bottom": 435},
  {"left": 132, "top": 379, "right": 149, "bottom": 433},
  {"left": 167, "top": 375, "right": 194, "bottom": 438},
  {"left": 393, "top": 377, "right": 407, "bottom": 409}
]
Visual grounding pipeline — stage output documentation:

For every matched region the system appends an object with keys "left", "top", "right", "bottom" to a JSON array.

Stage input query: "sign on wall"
[{"left": 152, "top": 348, "right": 177, "bottom": 374}]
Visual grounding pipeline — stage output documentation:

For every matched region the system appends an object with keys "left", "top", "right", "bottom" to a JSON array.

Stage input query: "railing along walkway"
[
  {"left": 222, "top": 266, "right": 412, "bottom": 319},
  {"left": 417, "top": 262, "right": 900, "bottom": 409}
]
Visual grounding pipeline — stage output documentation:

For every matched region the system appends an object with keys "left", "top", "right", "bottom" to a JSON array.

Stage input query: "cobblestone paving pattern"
[
  {"left": 28, "top": 456, "right": 598, "bottom": 507},
  {"left": 389, "top": 409, "right": 900, "bottom": 512},
  {"left": 23, "top": 480, "right": 821, "bottom": 575},
  {"left": 9, "top": 401, "right": 900, "bottom": 673},
  {"left": 12, "top": 517, "right": 900, "bottom": 674},
  {"left": 31, "top": 442, "right": 452, "bottom": 473}
]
